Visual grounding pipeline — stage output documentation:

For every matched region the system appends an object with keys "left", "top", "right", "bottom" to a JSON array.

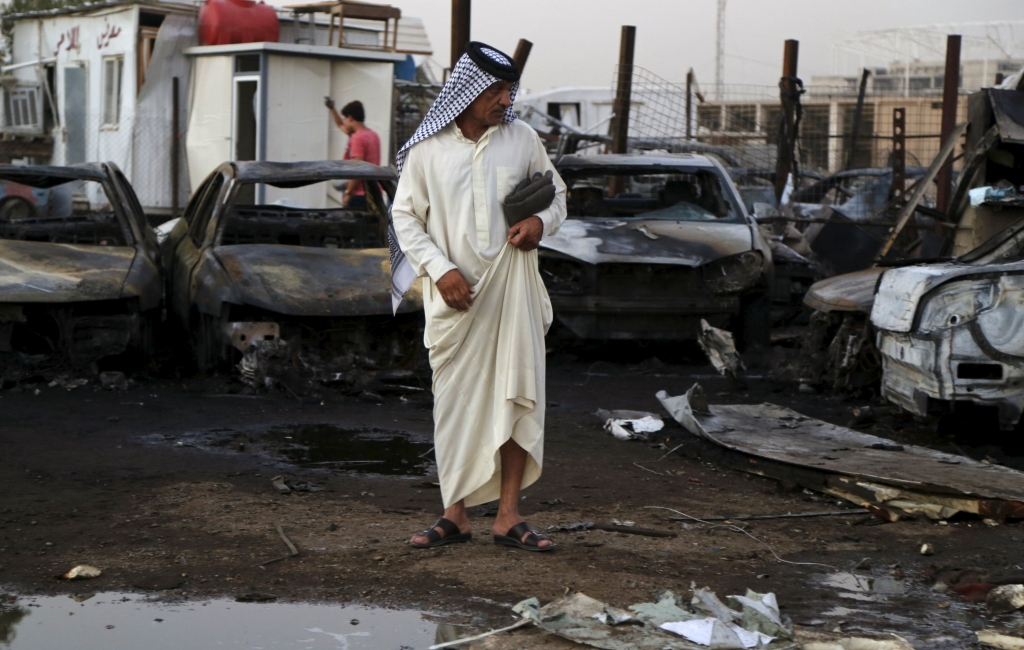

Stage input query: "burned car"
[
  {"left": 872, "top": 217, "right": 1024, "bottom": 430},
  {"left": 542, "top": 154, "right": 772, "bottom": 345},
  {"left": 163, "top": 160, "right": 424, "bottom": 390},
  {"left": 0, "top": 163, "right": 161, "bottom": 382}
]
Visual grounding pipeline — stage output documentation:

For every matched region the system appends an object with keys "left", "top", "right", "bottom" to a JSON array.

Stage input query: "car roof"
[
  {"left": 0, "top": 163, "right": 107, "bottom": 187},
  {"left": 232, "top": 160, "right": 397, "bottom": 187},
  {"left": 557, "top": 153, "right": 720, "bottom": 171}
]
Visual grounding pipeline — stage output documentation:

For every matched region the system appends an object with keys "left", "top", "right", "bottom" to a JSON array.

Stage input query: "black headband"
[{"left": 466, "top": 41, "right": 520, "bottom": 82}]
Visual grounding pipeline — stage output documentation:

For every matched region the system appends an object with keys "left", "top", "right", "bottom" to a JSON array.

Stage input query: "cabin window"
[
  {"left": 235, "top": 54, "right": 261, "bottom": 73},
  {"left": 102, "top": 56, "right": 124, "bottom": 127},
  {"left": 2, "top": 85, "right": 42, "bottom": 131}
]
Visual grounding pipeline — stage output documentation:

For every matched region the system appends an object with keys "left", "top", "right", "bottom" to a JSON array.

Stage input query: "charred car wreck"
[
  {"left": 873, "top": 223, "right": 1024, "bottom": 429},
  {"left": 872, "top": 86, "right": 1024, "bottom": 429},
  {"left": 541, "top": 154, "right": 772, "bottom": 346},
  {"left": 800, "top": 83, "right": 1024, "bottom": 409},
  {"left": 163, "top": 160, "right": 425, "bottom": 392},
  {"left": 0, "top": 164, "right": 161, "bottom": 384}
]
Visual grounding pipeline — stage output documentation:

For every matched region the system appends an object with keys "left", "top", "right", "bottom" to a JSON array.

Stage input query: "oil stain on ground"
[{"left": 154, "top": 423, "right": 435, "bottom": 476}]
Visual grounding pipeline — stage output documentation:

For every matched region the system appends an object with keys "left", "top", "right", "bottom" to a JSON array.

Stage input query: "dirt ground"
[{"left": 1, "top": 346, "right": 1022, "bottom": 647}]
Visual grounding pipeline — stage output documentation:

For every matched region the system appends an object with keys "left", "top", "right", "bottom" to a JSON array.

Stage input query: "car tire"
[
  {"left": 735, "top": 289, "right": 771, "bottom": 352},
  {"left": 0, "top": 197, "right": 33, "bottom": 222},
  {"left": 192, "top": 311, "right": 221, "bottom": 372},
  {"left": 128, "top": 311, "right": 157, "bottom": 367}
]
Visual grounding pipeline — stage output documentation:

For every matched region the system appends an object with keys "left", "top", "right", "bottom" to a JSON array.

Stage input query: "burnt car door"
[
  {"left": 104, "top": 164, "right": 162, "bottom": 313},
  {"left": 170, "top": 171, "right": 226, "bottom": 326}
]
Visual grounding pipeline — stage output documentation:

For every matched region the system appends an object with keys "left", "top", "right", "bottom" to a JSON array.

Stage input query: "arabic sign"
[
  {"left": 53, "top": 26, "right": 80, "bottom": 57},
  {"left": 51, "top": 20, "right": 122, "bottom": 58},
  {"left": 97, "top": 21, "right": 122, "bottom": 49}
]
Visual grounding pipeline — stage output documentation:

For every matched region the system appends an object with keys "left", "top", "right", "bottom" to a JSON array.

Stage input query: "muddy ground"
[{"left": 1, "top": 344, "right": 1023, "bottom": 647}]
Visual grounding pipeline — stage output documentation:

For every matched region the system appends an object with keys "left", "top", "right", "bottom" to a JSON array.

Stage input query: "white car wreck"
[{"left": 871, "top": 224, "right": 1024, "bottom": 429}]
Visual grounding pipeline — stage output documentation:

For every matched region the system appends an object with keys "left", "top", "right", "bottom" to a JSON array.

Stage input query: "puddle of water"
[
  {"left": 161, "top": 424, "right": 435, "bottom": 476},
  {"left": 0, "top": 592, "right": 451, "bottom": 649},
  {"left": 814, "top": 572, "right": 976, "bottom": 648},
  {"left": 822, "top": 572, "right": 905, "bottom": 597},
  {"left": 823, "top": 573, "right": 872, "bottom": 593}
]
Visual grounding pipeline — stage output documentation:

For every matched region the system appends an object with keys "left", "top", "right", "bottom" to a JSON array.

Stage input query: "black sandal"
[
  {"left": 493, "top": 522, "right": 557, "bottom": 552},
  {"left": 409, "top": 517, "right": 472, "bottom": 548}
]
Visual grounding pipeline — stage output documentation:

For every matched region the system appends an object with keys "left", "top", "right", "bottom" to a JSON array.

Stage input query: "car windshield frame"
[
  {"left": 557, "top": 164, "right": 747, "bottom": 224},
  {"left": 0, "top": 173, "right": 135, "bottom": 246}
]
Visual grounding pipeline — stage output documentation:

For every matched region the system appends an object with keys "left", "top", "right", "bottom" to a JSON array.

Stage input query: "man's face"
[
  {"left": 465, "top": 81, "right": 515, "bottom": 127},
  {"left": 340, "top": 114, "right": 357, "bottom": 135}
]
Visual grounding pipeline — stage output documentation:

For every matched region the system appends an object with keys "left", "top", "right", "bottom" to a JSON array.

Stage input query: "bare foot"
[{"left": 492, "top": 517, "right": 553, "bottom": 548}]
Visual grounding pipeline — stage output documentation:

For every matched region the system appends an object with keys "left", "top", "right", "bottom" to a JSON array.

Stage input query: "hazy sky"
[{"left": 270, "top": 0, "right": 1024, "bottom": 93}]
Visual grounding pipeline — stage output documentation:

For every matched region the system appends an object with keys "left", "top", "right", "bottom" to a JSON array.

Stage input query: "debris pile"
[{"left": 467, "top": 587, "right": 796, "bottom": 650}]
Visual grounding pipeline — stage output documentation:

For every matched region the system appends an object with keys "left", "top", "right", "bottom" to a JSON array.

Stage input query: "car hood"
[
  {"left": 803, "top": 267, "right": 886, "bottom": 314},
  {"left": 539, "top": 218, "right": 753, "bottom": 266},
  {"left": 213, "top": 245, "right": 421, "bottom": 317},
  {"left": 0, "top": 240, "right": 136, "bottom": 303}
]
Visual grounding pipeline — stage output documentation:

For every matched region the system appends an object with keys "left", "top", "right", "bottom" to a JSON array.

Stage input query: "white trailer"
[{"left": 184, "top": 41, "right": 402, "bottom": 208}]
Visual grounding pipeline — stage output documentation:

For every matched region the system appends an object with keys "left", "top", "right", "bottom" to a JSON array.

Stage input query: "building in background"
[{"left": 0, "top": 0, "right": 433, "bottom": 213}]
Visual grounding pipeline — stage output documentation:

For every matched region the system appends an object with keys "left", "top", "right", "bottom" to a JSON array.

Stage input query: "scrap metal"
[{"left": 658, "top": 384, "right": 1024, "bottom": 521}]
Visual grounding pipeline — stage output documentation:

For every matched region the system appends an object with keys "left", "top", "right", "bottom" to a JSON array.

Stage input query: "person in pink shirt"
[{"left": 324, "top": 98, "right": 381, "bottom": 208}]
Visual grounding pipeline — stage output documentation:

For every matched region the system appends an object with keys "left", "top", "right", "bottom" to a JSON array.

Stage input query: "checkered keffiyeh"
[{"left": 388, "top": 44, "right": 520, "bottom": 312}]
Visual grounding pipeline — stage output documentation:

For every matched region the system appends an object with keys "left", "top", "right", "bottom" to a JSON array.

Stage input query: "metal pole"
[
  {"left": 171, "top": 76, "right": 180, "bottom": 219},
  {"left": 610, "top": 25, "right": 636, "bottom": 155},
  {"left": 892, "top": 107, "right": 906, "bottom": 200},
  {"left": 512, "top": 39, "right": 532, "bottom": 73},
  {"left": 936, "top": 34, "right": 961, "bottom": 214},
  {"left": 686, "top": 69, "right": 693, "bottom": 140},
  {"left": 715, "top": 0, "right": 726, "bottom": 100},
  {"left": 450, "top": 0, "right": 471, "bottom": 71},
  {"left": 845, "top": 68, "right": 870, "bottom": 170},
  {"left": 774, "top": 39, "right": 799, "bottom": 203}
]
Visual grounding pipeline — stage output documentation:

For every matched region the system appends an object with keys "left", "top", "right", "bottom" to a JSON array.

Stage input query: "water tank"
[{"left": 198, "top": 0, "right": 279, "bottom": 46}]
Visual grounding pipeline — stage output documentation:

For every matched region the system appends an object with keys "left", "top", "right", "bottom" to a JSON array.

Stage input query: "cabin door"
[{"left": 64, "top": 65, "right": 87, "bottom": 164}]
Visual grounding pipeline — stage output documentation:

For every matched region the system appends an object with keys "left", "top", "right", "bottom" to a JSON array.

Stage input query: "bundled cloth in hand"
[{"left": 503, "top": 171, "right": 556, "bottom": 227}]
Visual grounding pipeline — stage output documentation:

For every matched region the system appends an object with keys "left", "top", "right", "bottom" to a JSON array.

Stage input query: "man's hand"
[
  {"left": 324, "top": 96, "right": 336, "bottom": 110},
  {"left": 508, "top": 215, "right": 544, "bottom": 251},
  {"left": 436, "top": 269, "right": 474, "bottom": 311}
]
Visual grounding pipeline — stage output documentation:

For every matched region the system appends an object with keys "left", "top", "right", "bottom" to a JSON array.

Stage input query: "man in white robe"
[{"left": 391, "top": 42, "right": 566, "bottom": 551}]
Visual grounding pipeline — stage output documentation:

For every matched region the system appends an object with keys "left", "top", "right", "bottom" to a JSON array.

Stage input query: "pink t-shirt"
[{"left": 344, "top": 128, "right": 381, "bottom": 196}]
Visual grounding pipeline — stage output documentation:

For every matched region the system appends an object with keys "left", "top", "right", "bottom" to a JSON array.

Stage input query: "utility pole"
[
  {"left": 845, "top": 68, "right": 870, "bottom": 170},
  {"left": 513, "top": 39, "right": 533, "bottom": 72},
  {"left": 608, "top": 25, "right": 636, "bottom": 197},
  {"left": 774, "top": 39, "right": 800, "bottom": 203},
  {"left": 936, "top": 34, "right": 961, "bottom": 214},
  {"left": 171, "top": 76, "right": 180, "bottom": 219},
  {"left": 686, "top": 69, "right": 694, "bottom": 140},
  {"left": 715, "top": 0, "right": 725, "bottom": 100},
  {"left": 610, "top": 25, "right": 636, "bottom": 155},
  {"left": 450, "top": 0, "right": 471, "bottom": 71}
]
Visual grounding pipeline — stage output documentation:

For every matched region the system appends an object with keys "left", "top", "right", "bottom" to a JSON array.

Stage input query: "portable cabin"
[{"left": 183, "top": 41, "right": 402, "bottom": 207}]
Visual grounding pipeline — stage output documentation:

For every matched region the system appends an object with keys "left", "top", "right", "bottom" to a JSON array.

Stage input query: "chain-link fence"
[
  {"left": 40, "top": 112, "right": 187, "bottom": 219},
  {"left": 614, "top": 65, "right": 959, "bottom": 176}
]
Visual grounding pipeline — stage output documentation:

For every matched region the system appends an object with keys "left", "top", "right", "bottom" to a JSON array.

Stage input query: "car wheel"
[
  {"left": 0, "top": 197, "right": 33, "bottom": 222},
  {"left": 128, "top": 311, "right": 157, "bottom": 367},
  {"left": 734, "top": 289, "right": 771, "bottom": 352},
  {"left": 192, "top": 311, "right": 221, "bottom": 372}
]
